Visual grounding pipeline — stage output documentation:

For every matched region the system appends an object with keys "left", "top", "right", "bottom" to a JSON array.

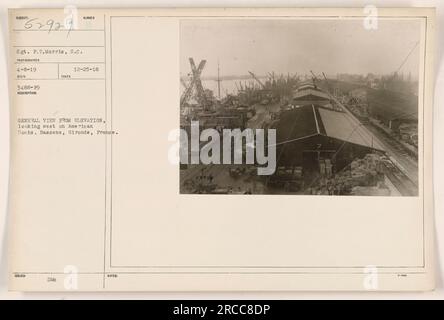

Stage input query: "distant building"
[
  {"left": 336, "top": 73, "right": 365, "bottom": 83},
  {"left": 292, "top": 81, "right": 332, "bottom": 106}
]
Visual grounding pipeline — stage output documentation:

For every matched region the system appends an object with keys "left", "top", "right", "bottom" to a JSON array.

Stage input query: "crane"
[
  {"left": 322, "top": 72, "right": 334, "bottom": 93},
  {"left": 180, "top": 58, "right": 207, "bottom": 107},
  {"left": 248, "top": 71, "right": 266, "bottom": 89},
  {"left": 309, "top": 70, "right": 320, "bottom": 88}
]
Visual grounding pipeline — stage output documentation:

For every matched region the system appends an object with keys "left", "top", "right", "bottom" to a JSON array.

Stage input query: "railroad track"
[{"left": 381, "top": 159, "right": 418, "bottom": 196}]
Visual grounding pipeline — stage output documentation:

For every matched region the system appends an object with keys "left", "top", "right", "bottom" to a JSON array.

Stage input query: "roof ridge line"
[{"left": 312, "top": 104, "right": 320, "bottom": 134}]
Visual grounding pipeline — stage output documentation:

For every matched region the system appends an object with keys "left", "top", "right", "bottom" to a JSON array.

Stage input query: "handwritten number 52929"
[{"left": 23, "top": 18, "right": 73, "bottom": 37}]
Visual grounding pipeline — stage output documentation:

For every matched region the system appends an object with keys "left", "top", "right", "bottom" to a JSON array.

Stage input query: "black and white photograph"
[
  {"left": 2, "top": 5, "right": 439, "bottom": 296},
  {"left": 180, "top": 19, "right": 421, "bottom": 196}
]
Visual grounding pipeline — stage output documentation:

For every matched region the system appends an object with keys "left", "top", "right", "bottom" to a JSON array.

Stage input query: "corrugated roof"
[
  {"left": 272, "top": 103, "right": 385, "bottom": 151},
  {"left": 297, "top": 80, "right": 316, "bottom": 88},
  {"left": 297, "top": 84, "right": 316, "bottom": 91},
  {"left": 293, "top": 89, "right": 331, "bottom": 101},
  {"left": 317, "top": 107, "right": 384, "bottom": 150}
]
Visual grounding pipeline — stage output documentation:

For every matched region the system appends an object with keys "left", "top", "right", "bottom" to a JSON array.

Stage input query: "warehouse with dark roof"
[{"left": 270, "top": 103, "right": 385, "bottom": 177}]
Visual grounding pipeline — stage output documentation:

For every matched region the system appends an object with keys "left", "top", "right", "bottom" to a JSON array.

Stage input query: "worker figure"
[
  {"left": 319, "top": 160, "right": 326, "bottom": 175},
  {"left": 328, "top": 184, "right": 334, "bottom": 195},
  {"left": 325, "top": 159, "right": 332, "bottom": 177}
]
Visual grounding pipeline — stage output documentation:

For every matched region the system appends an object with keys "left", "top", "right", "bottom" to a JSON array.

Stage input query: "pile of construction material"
[
  {"left": 347, "top": 153, "right": 392, "bottom": 195},
  {"left": 349, "top": 153, "right": 384, "bottom": 187},
  {"left": 307, "top": 153, "right": 388, "bottom": 195},
  {"left": 351, "top": 184, "right": 390, "bottom": 196}
]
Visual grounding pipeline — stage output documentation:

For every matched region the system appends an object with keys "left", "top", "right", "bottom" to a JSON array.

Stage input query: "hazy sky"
[{"left": 180, "top": 19, "right": 421, "bottom": 79}]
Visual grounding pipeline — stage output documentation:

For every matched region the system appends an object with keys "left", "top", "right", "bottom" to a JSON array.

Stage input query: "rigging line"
[
  {"left": 395, "top": 41, "right": 419, "bottom": 75},
  {"left": 271, "top": 133, "right": 319, "bottom": 147}
]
